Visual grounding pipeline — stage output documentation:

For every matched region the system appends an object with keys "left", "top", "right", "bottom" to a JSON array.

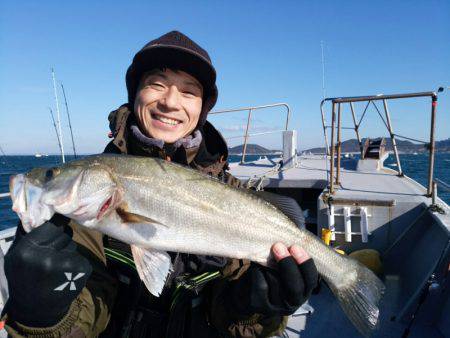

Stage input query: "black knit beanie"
[{"left": 126, "top": 31, "right": 218, "bottom": 127}]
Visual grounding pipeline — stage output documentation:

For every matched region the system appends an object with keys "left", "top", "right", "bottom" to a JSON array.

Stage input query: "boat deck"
[
  {"left": 230, "top": 155, "right": 450, "bottom": 338},
  {"left": 279, "top": 278, "right": 445, "bottom": 338},
  {"left": 229, "top": 155, "right": 441, "bottom": 207}
]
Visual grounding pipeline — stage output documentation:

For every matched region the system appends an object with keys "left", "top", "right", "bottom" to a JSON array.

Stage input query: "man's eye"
[
  {"left": 149, "top": 82, "right": 165, "bottom": 90},
  {"left": 182, "top": 90, "right": 200, "bottom": 98}
]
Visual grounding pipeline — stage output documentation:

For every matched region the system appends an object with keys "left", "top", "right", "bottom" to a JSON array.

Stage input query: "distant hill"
[
  {"left": 305, "top": 138, "right": 450, "bottom": 154},
  {"left": 228, "top": 144, "right": 280, "bottom": 155}
]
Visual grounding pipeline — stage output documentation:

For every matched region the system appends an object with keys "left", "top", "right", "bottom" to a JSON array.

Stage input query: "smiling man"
[
  {"left": 134, "top": 69, "right": 204, "bottom": 143},
  {"left": 3, "top": 31, "right": 318, "bottom": 338}
]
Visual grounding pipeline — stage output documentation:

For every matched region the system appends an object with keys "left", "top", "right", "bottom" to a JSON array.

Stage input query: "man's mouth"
[{"left": 151, "top": 113, "right": 182, "bottom": 126}]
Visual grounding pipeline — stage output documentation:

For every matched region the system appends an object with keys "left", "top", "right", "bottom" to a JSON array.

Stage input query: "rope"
[{"left": 245, "top": 160, "right": 296, "bottom": 191}]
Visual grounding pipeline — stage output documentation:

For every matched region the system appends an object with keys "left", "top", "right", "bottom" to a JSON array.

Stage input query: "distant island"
[
  {"left": 304, "top": 138, "right": 450, "bottom": 154},
  {"left": 227, "top": 138, "right": 450, "bottom": 156},
  {"left": 228, "top": 144, "right": 281, "bottom": 155}
]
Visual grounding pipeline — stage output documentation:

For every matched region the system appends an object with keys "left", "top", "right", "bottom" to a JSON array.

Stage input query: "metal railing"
[
  {"left": 435, "top": 179, "right": 450, "bottom": 193},
  {"left": 320, "top": 89, "right": 444, "bottom": 195},
  {"left": 210, "top": 103, "right": 291, "bottom": 163}
]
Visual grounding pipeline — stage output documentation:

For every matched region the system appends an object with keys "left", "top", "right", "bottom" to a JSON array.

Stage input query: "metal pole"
[
  {"left": 427, "top": 95, "right": 437, "bottom": 196},
  {"left": 320, "top": 101, "right": 330, "bottom": 156},
  {"left": 51, "top": 68, "right": 65, "bottom": 163},
  {"left": 332, "top": 91, "right": 437, "bottom": 103},
  {"left": 432, "top": 182, "right": 437, "bottom": 205},
  {"left": 284, "top": 105, "right": 291, "bottom": 131},
  {"left": 349, "top": 103, "right": 363, "bottom": 157},
  {"left": 321, "top": 40, "right": 326, "bottom": 100},
  {"left": 49, "top": 108, "right": 63, "bottom": 156},
  {"left": 241, "top": 109, "right": 253, "bottom": 164},
  {"left": 61, "top": 84, "right": 77, "bottom": 158},
  {"left": 336, "top": 103, "right": 342, "bottom": 184},
  {"left": 329, "top": 103, "right": 336, "bottom": 193},
  {"left": 382, "top": 99, "right": 402, "bottom": 176}
]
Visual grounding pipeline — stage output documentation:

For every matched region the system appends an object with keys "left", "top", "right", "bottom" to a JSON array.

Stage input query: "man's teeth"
[{"left": 154, "top": 115, "right": 180, "bottom": 126}]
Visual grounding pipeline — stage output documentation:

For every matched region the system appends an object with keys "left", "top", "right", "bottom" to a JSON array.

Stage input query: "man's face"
[{"left": 134, "top": 68, "right": 203, "bottom": 143}]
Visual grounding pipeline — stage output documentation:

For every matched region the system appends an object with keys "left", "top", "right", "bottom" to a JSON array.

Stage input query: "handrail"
[
  {"left": 320, "top": 89, "right": 443, "bottom": 196},
  {"left": 210, "top": 103, "right": 291, "bottom": 163},
  {"left": 435, "top": 179, "right": 450, "bottom": 193},
  {"left": 327, "top": 91, "right": 437, "bottom": 103},
  {"left": 0, "top": 193, "right": 10, "bottom": 198}
]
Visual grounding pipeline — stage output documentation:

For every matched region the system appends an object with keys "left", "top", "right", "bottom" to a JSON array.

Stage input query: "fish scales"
[
  {"left": 9, "top": 154, "right": 384, "bottom": 337},
  {"left": 111, "top": 157, "right": 294, "bottom": 260}
]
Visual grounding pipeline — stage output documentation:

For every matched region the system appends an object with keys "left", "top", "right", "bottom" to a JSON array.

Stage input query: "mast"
[
  {"left": 51, "top": 68, "right": 65, "bottom": 163},
  {"left": 61, "top": 83, "right": 77, "bottom": 158},
  {"left": 321, "top": 40, "right": 326, "bottom": 100},
  {"left": 49, "top": 107, "right": 63, "bottom": 156}
]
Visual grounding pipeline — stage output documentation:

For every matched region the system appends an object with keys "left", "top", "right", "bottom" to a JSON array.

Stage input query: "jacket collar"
[{"left": 107, "top": 104, "right": 229, "bottom": 169}]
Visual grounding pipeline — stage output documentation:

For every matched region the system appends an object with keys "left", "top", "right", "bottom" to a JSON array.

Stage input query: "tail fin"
[{"left": 327, "top": 262, "right": 385, "bottom": 337}]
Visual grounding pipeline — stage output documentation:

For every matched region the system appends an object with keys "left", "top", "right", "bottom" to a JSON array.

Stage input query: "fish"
[{"left": 9, "top": 154, "right": 384, "bottom": 336}]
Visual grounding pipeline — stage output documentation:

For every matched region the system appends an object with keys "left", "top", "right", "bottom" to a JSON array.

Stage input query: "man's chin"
[{"left": 149, "top": 131, "right": 184, "bottom": 144}]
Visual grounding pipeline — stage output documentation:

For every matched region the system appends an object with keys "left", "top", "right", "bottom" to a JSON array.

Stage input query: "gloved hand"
[
  {"left": 227, "top": 243, "right": 318, "bottom": 317},
  {"left": 4, "top": 220, "right": 92, "bottom": 327}
]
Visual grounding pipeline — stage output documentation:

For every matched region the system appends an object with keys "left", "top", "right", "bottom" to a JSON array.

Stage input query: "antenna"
[
  {"left": 49, "top": 107, "right": 63, "bottom": 156},
  {"left": 61, "top": 83, "right": 77, "bottom": 158},
  {"left": 321, "top": 40, "right": 326, "bottom": 100},
  {"left": 51, "top": 68, "right": 65, "bottom": 163}
]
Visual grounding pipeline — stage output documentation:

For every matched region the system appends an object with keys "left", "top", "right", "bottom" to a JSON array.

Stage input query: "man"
[{"left": 3, "top": 31, "right": 318, "bottom": 337}]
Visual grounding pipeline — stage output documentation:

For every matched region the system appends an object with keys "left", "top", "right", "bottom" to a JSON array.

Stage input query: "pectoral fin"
[
  {"left": 116, "top": 205, "right": 165, "bottom": 226},
  {"left": 131, "top": 245, "right": 172, "bottom": 297}
]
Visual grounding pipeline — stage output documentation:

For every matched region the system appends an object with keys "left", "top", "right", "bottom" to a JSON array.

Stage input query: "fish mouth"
[
  {"left": 9, "top": 174, "right": 54, "bottom": 231},
  {"left": 10, "top": 174, "right": 26, "bottom": 213}
]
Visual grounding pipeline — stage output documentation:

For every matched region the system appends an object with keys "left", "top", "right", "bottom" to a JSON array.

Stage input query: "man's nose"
[{"left": 160, "top": 85, "right": 181, "bottom": 110}]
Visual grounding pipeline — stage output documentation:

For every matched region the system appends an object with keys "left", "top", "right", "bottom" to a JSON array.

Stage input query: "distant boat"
[{"left": 35, "top": 153, "right": 43, "bottom": 158}]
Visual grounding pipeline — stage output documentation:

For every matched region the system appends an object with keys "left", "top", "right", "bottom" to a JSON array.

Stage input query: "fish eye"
[{"left": 45, "top": 168, "right": 60, "bottom": 182}]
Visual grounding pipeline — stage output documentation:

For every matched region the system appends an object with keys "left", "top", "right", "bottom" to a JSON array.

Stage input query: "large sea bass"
[{"left": 9, "top": 154, "right": 384, "bottom": 336}]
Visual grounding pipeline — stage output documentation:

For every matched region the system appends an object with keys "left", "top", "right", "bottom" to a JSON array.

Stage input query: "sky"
[{"left": 0, "top": 0, "right": 449, "bottom": 155}]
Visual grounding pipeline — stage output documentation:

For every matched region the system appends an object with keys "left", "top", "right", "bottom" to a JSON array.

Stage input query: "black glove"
[
  {"left": 227, "top": 257, "right": 318, "bottom": 317},
  {"left": 4, "top": 221, "right": 92, "bottom": 327}
]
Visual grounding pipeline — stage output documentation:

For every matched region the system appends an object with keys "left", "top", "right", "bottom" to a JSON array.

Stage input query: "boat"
[
  {"left": 211, "top": 90, "right": 449, "bottom": 337},
  {"left": 0, "top": 90, "right": 449, "bottom": 337}
]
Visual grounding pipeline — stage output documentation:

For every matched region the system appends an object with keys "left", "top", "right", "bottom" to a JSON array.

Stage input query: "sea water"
[{"left": 0, "top": 153, "right": 449, "bottom": 230}]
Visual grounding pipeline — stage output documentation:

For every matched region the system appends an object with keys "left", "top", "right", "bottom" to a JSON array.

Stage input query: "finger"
[
  {"left": 62, "top": 240, "right": 78, "bottom": 253},
  {"left": 27, "top": 222, "right": 64, "bottom": 245},
  {"left": 27, "top": 222, "right": 71, "bottom": 250},
  {"left": 277, "top": 256, "right": 304, "bottom": 302},
  {"left": 298, "top": 259, "right": 319, "bottom": 298},
  {"left": 289, "top": 245, "right": 310, "bottom": 265},
  {"left": 272, "top": 242, "right": 290, "bottom": 262},
  {"left": 249, "top": 267, "right": 273, "bottom": 312}
]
